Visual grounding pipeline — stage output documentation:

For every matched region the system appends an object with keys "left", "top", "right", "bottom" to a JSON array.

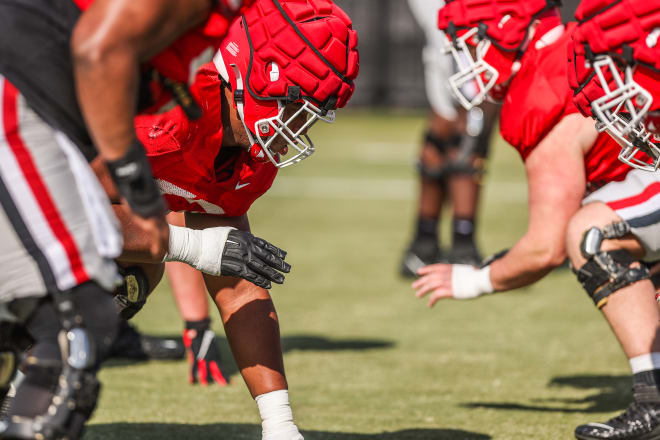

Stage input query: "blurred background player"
[
  {"left": 400, "top": 0, "right": 497, "bottom": 277},
  {"left": 414, "top": 1, "right": 660, "bottom": 439}
]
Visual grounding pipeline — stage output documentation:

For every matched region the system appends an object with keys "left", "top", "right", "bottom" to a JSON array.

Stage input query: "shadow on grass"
[
  {"left": 86, "top": 423, "right": 490, "bottom": 440},
  {"left": 105, "top": 333, "right": 394, "bottom": 373},
  {"left": 462, "top": 374, "right": 631, "bottom": 414}
]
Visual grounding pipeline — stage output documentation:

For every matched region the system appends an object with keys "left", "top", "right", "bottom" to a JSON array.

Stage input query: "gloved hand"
[
  {"left": 182, "top": 319, "right": 228, "bottom": 386},
  {"left": 221, "top": 229, "right": 291, "bottom": 289},
  {"left": 165, "top": 225, "right": 291, "bottom": 290}
]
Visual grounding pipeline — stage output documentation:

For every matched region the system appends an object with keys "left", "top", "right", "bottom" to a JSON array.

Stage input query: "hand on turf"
[
  {"left": 182, "top": 328, "right": 228, "bottom": 386},
  {"left": 221, "top": 230, "right": 291, "bottom": 290},
  {"left": 412, "top": 263, "right": 456, "bottom": 307},
  {"left": 413, "top": 264, "right": 494, "bottom": 306}
]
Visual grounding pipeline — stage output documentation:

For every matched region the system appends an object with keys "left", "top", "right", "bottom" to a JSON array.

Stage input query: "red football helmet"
[
  {"left": 438, "top": 0, "right": 562, "bottom": 110},
  {"left": 569, "top": 0, "right": 660, "bottom": 171},
  {"left": 214, "top": 0, "right": 359, "bottom": 168}
]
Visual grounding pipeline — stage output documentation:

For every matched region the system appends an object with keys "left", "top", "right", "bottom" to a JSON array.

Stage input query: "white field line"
[{"left": 266, "top": 176, "right": 527, "bottom": 203}]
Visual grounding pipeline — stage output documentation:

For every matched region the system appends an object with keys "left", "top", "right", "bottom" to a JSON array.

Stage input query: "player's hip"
[{"left": 583, "top": 169, "right": 660, "bottom": 262}]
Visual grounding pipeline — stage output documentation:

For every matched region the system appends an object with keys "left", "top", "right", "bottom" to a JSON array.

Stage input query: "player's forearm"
[
  {"left": 113, "top": 205, "right": 167, "bottom": 262},
  {"left": 489, "top": 238, "right": 566, "bottom": 291}
]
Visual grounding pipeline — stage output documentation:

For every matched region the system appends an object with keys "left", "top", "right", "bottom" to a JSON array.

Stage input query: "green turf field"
[{"left": 88, "top": 111, "right": 632, "bottom": 440}]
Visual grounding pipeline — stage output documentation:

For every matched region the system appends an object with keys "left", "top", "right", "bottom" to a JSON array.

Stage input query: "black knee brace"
[
  {"left": 416, "top": 160, "right": 446, "bottom": 182},
  {"left": 113, "top": 266, "right": 150, "bottom": 320},
  {"left": 1, "top": 282, "right": 118, "bottom": 440},
  {"left": 424, "top": 131, "right": 461, "bottom": 155},
  {"left": 574, "top": 223, "right": 649, "bottom": 308},
  {"left": 0, "top": 323, "right": 32, "bottom": 404}
]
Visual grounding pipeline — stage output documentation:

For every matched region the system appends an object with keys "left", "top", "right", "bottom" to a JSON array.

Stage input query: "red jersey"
[
  {"left": 134, "top": 63, "right": 278, "bottom": 216},
  {"left": 73, "top": 0, "right": 252, "bottom": 114},
  {"left": 500, "top": 23, "right": 631, "bottom": 187}
]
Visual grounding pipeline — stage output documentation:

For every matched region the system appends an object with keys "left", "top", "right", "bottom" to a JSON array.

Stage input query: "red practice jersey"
[
  {"left": 134, "top": 63, "right": 278, "bottom": 216},
  {"left": 499, "top": 23, "right": 631, "bottom": 188}
]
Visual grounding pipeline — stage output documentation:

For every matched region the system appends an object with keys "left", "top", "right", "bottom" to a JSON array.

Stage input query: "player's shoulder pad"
[{"left": 500, "top": 31, "right": 577, "bottom": 159}]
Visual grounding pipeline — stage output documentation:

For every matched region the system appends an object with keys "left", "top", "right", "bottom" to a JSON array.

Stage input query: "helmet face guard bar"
[
  {"left": 589, "top": 56, "right": 660, "bottom": 171},
  {"left": 444, "top": 27, "right": 499, "bottom": 110},
  {"left": 254, "top": 101, "right": 336, "bottom": 168}
]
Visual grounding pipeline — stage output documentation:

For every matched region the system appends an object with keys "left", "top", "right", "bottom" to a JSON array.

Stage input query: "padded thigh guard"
[{"left": 574, "top": 250, "right": 650, "bottom": 309}]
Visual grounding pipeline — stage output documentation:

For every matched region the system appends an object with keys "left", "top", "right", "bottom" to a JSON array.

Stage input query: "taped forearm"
[
  {"left": 451, "top": 265, "right": 494, "bottom": 299},
  {"left": 164, "top": 225, "right": 235, "bottom": 275}
]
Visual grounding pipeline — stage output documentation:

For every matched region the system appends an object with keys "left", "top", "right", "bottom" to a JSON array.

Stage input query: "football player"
[
  {"left": 97, "top": 1, "right": 359, "bottom": 438},
  {"left": 412, "top": 1, "right": 660, "bottom": 438},
  {"left": 401, "top": 0, "right": 497, "bottom": 277},
  {"left": 569, "top": 0, "right": 660, "bottom": 173},
  {"left": 0, "top": 1, "right": 268, "bottom": 439}
]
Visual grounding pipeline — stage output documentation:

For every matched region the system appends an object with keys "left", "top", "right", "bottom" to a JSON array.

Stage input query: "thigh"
[
  {"left": 583, "top": 169, "right": 660, "bottom": 262},
  {"left": 0, "top": 78, "right": 121, "bottom": 301}
]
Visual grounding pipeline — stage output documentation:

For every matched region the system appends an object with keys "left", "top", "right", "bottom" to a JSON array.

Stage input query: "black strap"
[{"left": 105, "top": 139, "right": 166, "bottom": 219}]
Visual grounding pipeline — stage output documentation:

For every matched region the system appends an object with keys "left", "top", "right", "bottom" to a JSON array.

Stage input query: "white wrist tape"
[
  {"left": 255, "top": 390, "right": 303, "bottom": 440},
  {"left": 163, "top": 225, "right": 235, "bottom": 276},
  {"left": 451, "top": 265, "right": 494, "bottom": 299}
]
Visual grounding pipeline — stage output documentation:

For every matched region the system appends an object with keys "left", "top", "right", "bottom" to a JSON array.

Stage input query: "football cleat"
[
  {"left": 575, "top": 402, "right": 660, "bottom": 440},
  {"left": 110, "top": 320, "right": 185, "bottom": 361},
  {"left": 400, "top": 239, "right": 443, "bottom": 278},
  {"left": 448, "top": 243, "right": 483, "bottom": 266}
]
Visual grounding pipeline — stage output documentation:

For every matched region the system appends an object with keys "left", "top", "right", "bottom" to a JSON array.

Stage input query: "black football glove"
[
  {"left": 221, "top": 230, "right": 291, "bottom": 290},
  {"left": 183, "top": 319, "right": 227, "bottom": 386}
]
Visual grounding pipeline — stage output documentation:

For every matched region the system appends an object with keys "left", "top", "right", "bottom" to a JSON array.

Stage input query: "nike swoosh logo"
[{"left": 235, "top": 182, "right": 250, "bottom": 190}]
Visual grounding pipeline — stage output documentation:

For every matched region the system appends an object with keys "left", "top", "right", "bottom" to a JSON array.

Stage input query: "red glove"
[{"left": 182, "top": 319, "right": 228, "bottom": 386}]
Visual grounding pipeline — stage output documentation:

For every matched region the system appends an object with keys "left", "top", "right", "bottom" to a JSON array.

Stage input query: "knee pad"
[
  {"left": 0, "top": 285, "right": 113, "bottom": 440},
  {"left": 416, "top": 160, "right": 446, "bottom": 182},
  {"left": 444, "top": 155, "right": 486, "bottom": 179},
  {"left": 113, "top": 266, "right": 150, "bottom": 321},
  {"left": 574, "top": 249, "right": 650, "bottom": 309},
  {"left": 424, "top": 131, "right": 461, "bottom": 155},
  {"left": 1, "top": 364, "right": 99, "bottom": 440}
]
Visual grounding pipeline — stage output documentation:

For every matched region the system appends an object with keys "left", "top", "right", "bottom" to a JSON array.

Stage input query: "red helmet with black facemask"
[{"left": 214, "top": 0, "right": 359, "bottom": 168}]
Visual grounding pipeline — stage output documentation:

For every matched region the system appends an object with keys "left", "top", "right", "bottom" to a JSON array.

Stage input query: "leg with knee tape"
[
  {"left": 443, "top": 134, "right": 486, "bottom": 179},
  {"left": 1, "top": 282, "right": 118, "bottom": 440},
  {"left": 417, "top": 131, "right": 457, "bottom": 182},
  {"left": 444, "top": 107, "right": 491, "bottom": 180},
  {"left": 574, "top": 225, "right": 650, "bottom": 309}
]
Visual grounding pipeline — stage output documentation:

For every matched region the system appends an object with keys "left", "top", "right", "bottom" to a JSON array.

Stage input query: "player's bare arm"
[
  {"left": 414, "top": 114, "right": 596, "bottom": 305},
  {"left": 72, "top": 0, "right": 215, "bottom": 257},
  {"left": 486, "top": 114, "right": 595, "bottom": 290},
  {"left": 72, "top": 0, "right": 213, "bottom": 160}
]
